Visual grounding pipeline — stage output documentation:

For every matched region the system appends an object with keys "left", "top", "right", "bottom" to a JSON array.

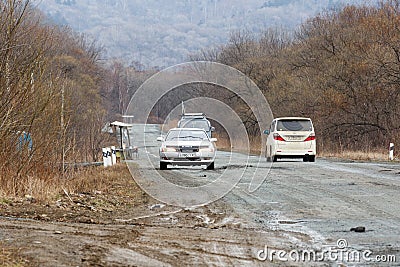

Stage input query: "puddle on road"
[
  {"left": 0, "top": 216, "right": 35, "bottom": 222},
  {"left": 278, "top": 220, "right": 305, "bottom": 225},
  {"left": 216, "top": 164, "right": 289, "bottom": 170}
]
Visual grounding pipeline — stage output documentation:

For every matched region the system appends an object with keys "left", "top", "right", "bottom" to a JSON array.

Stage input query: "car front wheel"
[
  {"left": 206, "top": 162, "right": 215, "bottom": 170},
  {"left": 160, "top": 162, "right": 168, "bottom": 170}
]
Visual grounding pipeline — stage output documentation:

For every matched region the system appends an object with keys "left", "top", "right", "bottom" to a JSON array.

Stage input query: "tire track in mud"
[
  {"left": 0, "top": 219, "right": 143, "bottom": 267},
  {"left": 129, "top": 226, "right": 271, "bottom": 266}
]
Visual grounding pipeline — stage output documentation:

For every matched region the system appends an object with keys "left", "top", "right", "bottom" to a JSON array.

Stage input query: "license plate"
[
  {"left": 287, "top": 136, "right": 302, "bottom": 141},
  {"left": 180, "top": 153, "right": 196, "bottom": 157}
]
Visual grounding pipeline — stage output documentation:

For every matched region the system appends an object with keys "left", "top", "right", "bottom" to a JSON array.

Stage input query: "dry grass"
[
  {"left": 319, "top": 149, "right": 393, "bottom": 161},
  {"left": 213, "top": 133, "right": 263, "bottom": 155},
  {"left": 0, "top": 171, "right": 61, "bottom": 203},
  {"left": 0, "top": 244, "right": 27, "bottom": 267},
  {"left": 249, "top": 136, "right": 263, "bottom": 155},
  {"left": 0, "top": 164, "right": 137, "bottom": 204},
  {"left": 62, "top": 164, "right": 134, "bottom": 195},
  {"left": 212, "top": 132, "right": 231, "bottom": 151}
]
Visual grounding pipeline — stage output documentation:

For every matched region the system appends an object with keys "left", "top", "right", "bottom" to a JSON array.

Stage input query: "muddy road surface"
[{"left": 0, "top": 124, "right": 399, "bottom": 266}]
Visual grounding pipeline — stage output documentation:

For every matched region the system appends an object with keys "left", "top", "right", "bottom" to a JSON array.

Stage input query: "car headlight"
[
  {"left": 161, "top": 147, "right": 177, "bottom": 152},
  {"left": 199, "top": 145, "right": 214, "bottom": 152}
]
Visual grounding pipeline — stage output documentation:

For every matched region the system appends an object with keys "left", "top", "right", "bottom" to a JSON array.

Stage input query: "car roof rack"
[{"left": 181, "top": 113, "right": 206, "bottom": 118}]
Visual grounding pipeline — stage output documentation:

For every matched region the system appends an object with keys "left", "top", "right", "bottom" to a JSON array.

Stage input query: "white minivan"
[{"left": 264, "top": 117, "right": 316, "bottom": 162}]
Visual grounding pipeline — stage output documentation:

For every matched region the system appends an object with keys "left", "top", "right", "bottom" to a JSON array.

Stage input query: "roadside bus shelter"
[{"left": 109, "top": 121, "right": 138, "bottom": 159}]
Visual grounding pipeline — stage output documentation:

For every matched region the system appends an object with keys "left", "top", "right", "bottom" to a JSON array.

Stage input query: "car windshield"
[
  {"left": 277, "top": 120, "right": 313, "bottom": 131},
  {"left": 179, "top": 119, "right": 209, "bottom": 130},
  {"left": 166, "top": 130, "right": 208, "bottom": 141}
]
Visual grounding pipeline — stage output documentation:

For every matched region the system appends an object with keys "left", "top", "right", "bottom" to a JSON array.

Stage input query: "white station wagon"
[{"left": 264, "top": 117, "right": 316, "bottom": 162}]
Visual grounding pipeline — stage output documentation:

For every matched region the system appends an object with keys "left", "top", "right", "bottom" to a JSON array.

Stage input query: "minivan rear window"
[
  {"left": 179, "top": 119, "right": 209, "bottom": 130},
  {"left": 277, "top": 120, "right": 312, "bottom": 131}
]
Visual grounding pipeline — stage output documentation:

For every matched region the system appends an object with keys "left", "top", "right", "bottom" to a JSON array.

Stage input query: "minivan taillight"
[
  {"left": 273, "top": 133, "right": 285, "bottom": 141},
  {"left": 304, "top": 133, "right": 315, "bottom": 141}
]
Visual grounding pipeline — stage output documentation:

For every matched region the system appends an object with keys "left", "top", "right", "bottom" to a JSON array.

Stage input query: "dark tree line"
[{"left": 192, "top": 1, "right": 400, "bottom": 153}]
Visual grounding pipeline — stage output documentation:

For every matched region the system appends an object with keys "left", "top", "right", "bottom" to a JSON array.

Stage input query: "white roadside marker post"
[
  {"left": 102, "top": 148, "right": 108, "bottom": 167},
  {"left": 111, "top": 146, "right": 116, "bottom": 165},
  {"left": 389, "top": 143, "right": 394, "bottom": 161},
  {"left": 106, "top": 147, "right": 112, "bottom": 167}
]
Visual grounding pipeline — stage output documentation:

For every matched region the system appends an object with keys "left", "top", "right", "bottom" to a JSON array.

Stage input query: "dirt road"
[{"left": 0, "top": 124, "right": 399, "bottom": 266}]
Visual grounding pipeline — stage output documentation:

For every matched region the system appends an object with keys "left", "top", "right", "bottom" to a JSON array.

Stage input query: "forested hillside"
[{"left": 32, "top": 0, "right": 374, "bottom": 67}]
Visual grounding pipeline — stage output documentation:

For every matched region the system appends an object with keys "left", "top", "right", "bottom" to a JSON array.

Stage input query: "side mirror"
[
  {"left": 156, "top": 136, "right": 163, "bottom": 142},
  {"left": 263, "top": 130, "right": 270, "bottom": 135},
  {"left": 211, "top": 126, "right": 215, "bottom": 132},
  {"left": 210, "top": 138, "right": 217, "bottom": 142}
]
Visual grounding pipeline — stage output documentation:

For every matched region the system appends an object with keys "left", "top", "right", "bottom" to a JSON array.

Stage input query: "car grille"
[{"left": 179, "top": 146, "right": 199, "bottom": 152}]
